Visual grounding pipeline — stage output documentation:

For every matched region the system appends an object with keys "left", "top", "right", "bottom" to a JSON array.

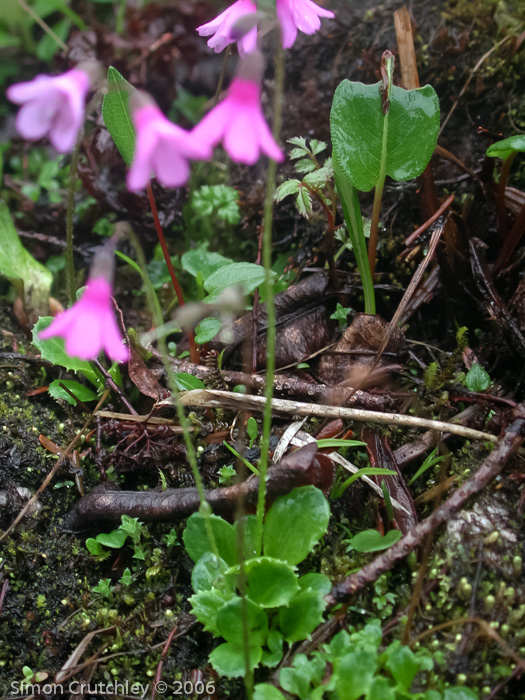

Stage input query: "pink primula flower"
[
  {"left": 197, "top": 0, "right": 258, "bottom": 57},
  {"left": 39, "top": 277, "right": 129, "bottom": 363},
  {"left": 276, "top": 0, "right": 335, "bottom": 49},
  {"left": 191, "top": 75, "right": 283, "bottom": 165},
  {"left": 6, "top": 67, "right": 91, "bottom": 153},
  {"left": 127, "top": 100, "right": 211, "bottom": 192}
]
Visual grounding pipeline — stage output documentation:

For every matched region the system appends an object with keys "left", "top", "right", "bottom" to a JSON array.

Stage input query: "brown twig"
[
  {"left": 326, "top": 403, "right": 525, "bottom": 604},
  {"left": 151, "top": 626, "right": 178, "bottom": 700}
]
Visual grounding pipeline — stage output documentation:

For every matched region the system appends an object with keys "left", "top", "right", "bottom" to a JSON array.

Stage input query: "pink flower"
[
  {"left": 197, "top": 0, "right": 258, "bottom": 57},
  {"left": 127, "top": 101, "right": 211, "bottom": 192},
  {"left": 191, "top": 77, "right": 283, "bottom": 165},
  {"left": 6, "top": 68, "right": 91, "bottom": 153},
  {"left": 276, "top": 0, "right": 335, "bottom": 49},
  {"left": 39, "top": 277, "right": 129, "bottom": 363}
]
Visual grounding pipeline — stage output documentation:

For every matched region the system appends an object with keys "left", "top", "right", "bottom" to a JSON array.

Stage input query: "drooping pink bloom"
[
  {"left": 197, "top": 0, "right": 258, "bottom": 57},
  {"left": 127, "top": 98, "right": 211, "bottom": 192},
  {"left": 276, "top": 0, "right": 335, "bottom": 49},
  {"left": 191, "top": 74, "right": 283, "bottom": 165},
  {"left": 6, "top": 67, "right": 91, "bottom": 153},
  {"left": 39, "top": 277, "right": 129, "bottom": 363}
]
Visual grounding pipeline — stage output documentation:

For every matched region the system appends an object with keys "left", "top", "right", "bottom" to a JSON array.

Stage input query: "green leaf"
[
  {"left": 189, "top": 589, "right": 232, "bottom": 636},
  {"left": 486, "top": 134, "right": 525, "bottom": 160},
  {"left": 235, "top": 515, "right": 259, "bottom": 560},
  {"left": 348, "top": 528, "right": 402, "bottom": 553},
  {"left": 294, "top": 158, "right": 317, "bottom": 174},
  {"left": 298, "top": 572, "right": 331, "bottom": 596},
  {"left": 209, "top": 642, "right": 262, "bottom": 678},
  {"left": 443, "top": 689, "right": 480, "bottom": 700},
  {"left": 191, "top": 185, "right": 241, "bottom": 224},
  {"left": 274, "top": 179, "right": 301, "bottom": 202},
  {"left": 174, "top": 372, "right": 206, "bottom": 391},
  {"left": 278, "top": 589, "right": 326, "bottom": 643},
  {"left": 386, "top": 644, "right": 419, "bottom": 690},
  {"left": 85, "top": 538, "right": 105, "bottom": 556},
  {"left": 280, "top": 655, "right": 326, "bottom": 698},
  {"left": 48, "top": 379, "right": 98, "bottom": 405},
  {"left": 32, "top": 318, "right": 98, "bottom": 381},
  {"left": 0, "top": 203, "right": 52, "bottom": 317},
  {"left": 216, "top": 597, "right": 268, "bottom": 646},
  {"left": 366, "top": 676, "right": 396, "bottom": 700},
  {"left": 335, "top": 649, "right": 377, "bottom": 700},
  {"left": 263, "top": 486, "right": 330, "bottom": 565},
  {"left": 96, "top": 530, "right": 128, "bottom": 549},
  {"left": 245, "top": 558, "right": 299, "bottom": 608},
  {"left": 296, "top": 187, "right": 313, "bottom": 218},
  {"left": 183, "top": 513, "right": 238, "bottom": 566},
  {"left": 181, "top": 246, "right": 233, "bottom": 279},
  {"left": 246, "top": 416, "right": 258, "bottom": 445},
  {"left": 316, "top": 438, "right": 366, "bottom": 449},
  {"left": 331, "top": 80, "right": 440, "bottom": 192},
  {"left": 102, "top": 67, "right": 136, "bottom": 166},
  {"left": 194, "top": 317, "right": 222, "bottom": 344},
  {"left": 191, "top": 553, "right": 232, "bottom": 594},
  {"left": 204, "top": 262, "right": 274, "bottom": 299},
  {"left": 253, "top": 684, "right": 286, "bottom": 700},
  {"left": 338, "top": 467, "right": 398, "bottom": 494},
  {"left": 465, "top": 362, "right": 491, "bottom": 392}
]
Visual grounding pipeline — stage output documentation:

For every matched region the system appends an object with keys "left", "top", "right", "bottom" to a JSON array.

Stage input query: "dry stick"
[
  {"left": 0, "top": 389, "right": 110, "bottom": 544},
  {"left": 326, "top": 404, "right": 525, "bottom": 604},
  {"left": 439, "top": 35, "right": 512, "bottom": 137},
  {"left": 404, "top": 193, "right": 454, "bottom": 246},
  {"left": 176, "top": 389, "right": 498, "bottom": 443},
  {"left": 394, "top": 6, "right": 419, "bottom": 89},
  {"left": 145, "top": 183, "right": 199, "bottom": 363}
]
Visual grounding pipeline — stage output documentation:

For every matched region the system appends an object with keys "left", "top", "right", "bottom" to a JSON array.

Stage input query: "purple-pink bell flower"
[
  {"left": 127, "top": 96, "right": 212, "bottom": 192},
  {"left": 276, "top": 0, "right": 335, "bottom": 49},
  {"left": 191, "top": 57, "right": 283, "bottom": 165},
  {"left": 197, "top": 0, "right": 258, "bottom": 57},
  {"left": 39, "top": 247, "right": 129, "bottom": 364},
  {"left": 6, "top": 67, "right": 91, "bottom": 153}
]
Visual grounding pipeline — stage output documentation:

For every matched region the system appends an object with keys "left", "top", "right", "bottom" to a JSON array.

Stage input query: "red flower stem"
[{"left": 146, "top": 183, "right": 199, "bottom": 363}]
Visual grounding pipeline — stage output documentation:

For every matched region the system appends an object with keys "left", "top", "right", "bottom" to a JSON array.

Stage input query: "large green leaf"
[
  {"left": 331, "top": 80, "right": 440, "bottom": 192},
  {"left": 277, "top": 589, "right": 326, "bottom": 643},
  {"left": 263, "top": 486, "right": 330, "bottom": 565},
  {"left": 216, "top": 597, "right": 268, "bottom": 646},
  {"left": 334, "top": 649, "right": 377, "bottom": 700},
  {"left": 0, "top": 203, "right": 52, "bottom": 317},
  {"left": 209, "top": 642, "right": 262, "bottom": 678},
  {"left": 48, "top": 379, "right": 98, "bottom": 405},
  {"left": 102, "top": 67, "right": 136, "bottom": 166}
]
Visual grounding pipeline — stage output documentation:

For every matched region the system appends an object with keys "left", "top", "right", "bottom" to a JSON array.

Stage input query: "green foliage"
[
  {"left": 465, "top": 362, "right": 491, "bottom": 392},
  {"left": 275, "top": 137, "right": 333, "bottom": 220},
  {"left": 48, "top": 379, "right": 98, "bottom": 405},
  {"left": 85, "top": 515, "right": 156, "bottom": 566},
  {"left": 347, "top": 528, "right": 402, "bottom": 553},
  {"left": 330, "top": 303, "right": 352, "bottom": 328},
  {"left": 254, "top": 621, "right": 480, "bottom": 700},
  {"left": 173, "top": 372, "right": 206, "bottom": 391},
  {"left": 191, "top": 185, "right": 241, "bottom": 224},
  {"left": 219, "top": 465, "right": 237, "bottom": 485},
  {"left": 184, "top": 487, "right": 331, "bottom": 677},
  {"left": 331, "top": 81, "right": 440, "bottom": 192},
  {"left": 247, "top": 416, "right": 258, "bottom": 447},
  {"left": 102, "top": 67, "right": 136, "bottom": 166},
  {"left": 486, "top": 134, "right": 525, "bottom": 160},
  {"left": 0, "top": 202, "right": 52, "bottom": 317},
  {"left": 194, "top": 317, "right": 222, "bottom": 344},
  {"left": 203, "top": 262, "right": 275, "bottom": 301}
]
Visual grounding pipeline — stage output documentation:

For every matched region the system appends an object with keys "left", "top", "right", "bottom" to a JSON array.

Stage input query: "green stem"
[
  {"left": 125, "top": 226, "right": 218, "bottom": 560},
  {"left": 333, "top": 158, "right": 376, "bottom": 314},
  {"left": 256, "top": 43, "right": 285, "bottom": 557},
  {"left": 65, "top": 132, "right": 82, "bottom": 305},
  {"left": 368, "top": 165, "right": 386, "bottom": 278},
  {"left": 116, "top": 0, "right": 126, "bottom": 34}
]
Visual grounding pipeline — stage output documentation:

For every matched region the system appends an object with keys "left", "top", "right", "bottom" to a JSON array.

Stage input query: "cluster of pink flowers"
[{"left": 6, "top": 0, "right": 334, "bottom": 363}]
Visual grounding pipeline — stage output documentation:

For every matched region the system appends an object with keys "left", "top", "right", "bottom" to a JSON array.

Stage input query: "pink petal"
[
  {"left": 127, "top": 112, "right": 160, "bottom": 191},
  {"left": 254, "top": 115, "right": 284, "bottom": 162},
  {"left": 224, "top": 109, "right": 260, "bottom": 165},
  {"left": 238, "top": 26, "right": 258, "bottom": 57},
  {"left": 191, "top": 103, "right": 231, "bottom": 150},
  {"left": 153, "top": 147, "right": 191, "bottom": 188},
  {"left": 276, "top": 0, "right": 298, "bottom": 48},
  {"left": 6, "top": 76, "right": 50, "bottom": 104},
  {"left": 103, "top": 314, "right": 129, "bottom": 362},
  {"left": 64, "top": 310, "right": 103, "bottom": 360},
  {"left": 16, "top": 98, "right": 57, "bottom": 141}
]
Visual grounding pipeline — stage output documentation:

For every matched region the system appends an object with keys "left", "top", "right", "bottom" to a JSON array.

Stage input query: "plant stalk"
[
  {"left": 65, "top": 131, "right": 82, "bottom": 305},
  {"left": 256, "top": 42, "right": 285, "bottom": 557}
]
